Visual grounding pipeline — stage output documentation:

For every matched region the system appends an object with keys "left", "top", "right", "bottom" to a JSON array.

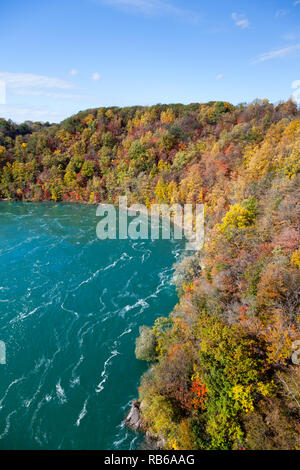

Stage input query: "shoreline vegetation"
[{"left": 1, "top": 100, "right": 300, "bottom": 450}]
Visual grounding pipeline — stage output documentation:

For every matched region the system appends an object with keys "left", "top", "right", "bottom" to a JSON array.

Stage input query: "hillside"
[{"left": 1, "top": 100, "right": 300, "bottom": 449}]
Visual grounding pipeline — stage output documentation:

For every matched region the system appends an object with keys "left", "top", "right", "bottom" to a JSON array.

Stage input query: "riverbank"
[{"left": 125, "top": 401, "right": 165, "bottom": 450}]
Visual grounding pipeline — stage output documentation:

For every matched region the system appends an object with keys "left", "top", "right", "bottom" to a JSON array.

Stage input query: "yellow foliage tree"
[
  {"left": 161, "top": 109, "right": 175, "bottom": 125},
  {"left": 291, "top": 248, "right": 300, "bottom": 268}
]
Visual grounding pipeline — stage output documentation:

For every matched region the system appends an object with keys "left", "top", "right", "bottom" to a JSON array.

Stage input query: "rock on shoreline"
[
  {"left": 125, "top": 400, "right": 165, "bottom": 450},
  {"left": 125, "top": 400, "right": 143, "bottom": 430}
]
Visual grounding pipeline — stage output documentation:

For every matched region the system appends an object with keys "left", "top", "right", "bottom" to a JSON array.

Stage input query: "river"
[{"left": 0, "top": 202, "right": 183, "bottom": 449}]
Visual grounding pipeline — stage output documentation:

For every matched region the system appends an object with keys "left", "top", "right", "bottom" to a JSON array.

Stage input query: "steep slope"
[{"left": 1, "top": 99, "right": 299, "bottom": 449}]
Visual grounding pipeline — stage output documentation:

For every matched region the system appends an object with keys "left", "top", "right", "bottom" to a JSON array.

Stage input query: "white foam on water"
[
  {"left": 103, "top": 252, "right": 132, "bottom": 272},
  {"left": 70, "top": 377, "right": 80, "bottom": 387},
  {"left": 30, "top": 397, "right": 48, "bottom": 445},
  {"left": 98, "top": 288, "right": 108, "bottom": 312},
  {"left": 56, "top": 380, "right": 67, "bottom": 404},
  {"left": 0, "top": 410, "right": 17, "bottom": 440},
  {"left": 95, "top": 349, "right": 120, "bottom": 393},
  {"left": 70, "top": 354, "right": 84, "bottom": 387},
  {"left": 10, "top": 298, "right": 53, "bottom": 324},
  {"left": 118, "top": 328, "right": 132, "bottom": 338},
  {"left": 118, "top": 298, "right": 149, "bottom": 318},
  {"left": 0, "top": 236, "right": 39, "bottom": 257},
  {"left": 78, "top": 319, "right": 101, "bottom": 347},
  {"left": 61, "top": 298, "right": 79, "bottom": 318},
  {"left": 73, "top": 269, "right": 100, "bottom": 291},
  {"left": 0, "top": 377, "right": 25, "bottom": 409},
  {"left": 23, "top": 358, "right": 52, "bottom": 408},
  {"left": 130, "top": 436, "right": 138, "bottom": 450},
  {"left": 113, "top": 433, "right": 129, "bottom": 448},
  {"left": 75, "top": 398, "right": 88, "bottom": 427}
]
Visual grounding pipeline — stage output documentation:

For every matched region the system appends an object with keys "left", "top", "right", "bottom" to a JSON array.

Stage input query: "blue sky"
[{"left": 0, "top": 0, "right": 300, "bottom": 122}]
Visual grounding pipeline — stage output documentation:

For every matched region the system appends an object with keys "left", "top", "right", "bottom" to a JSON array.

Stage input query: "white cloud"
[
  {"left": 104, "top": 0, "right": 160, "bottom": 14},
  {"left": 231, "top": 12, "right": 250, "bottom": 29},
  {"left": 92, "top": 72, "right": 101, "bottom": 81},
  {"left": 0, "top": 72, "right": 73, "bottom": 90},
  {"left": 252, "top": 43, "right": 300, "bottom": 63},
  {"left": 69, "top": 69, "right": 79, "bottom": 76},
  {"left": 0, "top": 71, "right": 88, "bottom": 102},
  {"left": 216, "top": 74, "right": 224, "bottom": 80},
  {"left": 101, "top": 0, "right": 200, "bottom": 21},
  {"left": 294, "top": 1, "right": 300, "bottom": 6},
  {"left": 12, "top": 89, "right": 88, "bottom": 100},
  {"left": 292, "top": 79, "right": 300, "bottom": 89},
  {"left": 0, "top": 104, "right": 63, "bottom": 122},
  {"left": 0, "top": 80, "right": 6, "bottom": 104},
  {"left": 275, "top": 9, "right": 289, "bottom": 18},
  {"left": 283, "top": 32, "right": 298, "bottom": 41}
]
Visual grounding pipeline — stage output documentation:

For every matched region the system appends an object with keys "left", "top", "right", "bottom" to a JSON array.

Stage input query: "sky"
[{"left": 0, "top": 0, "right": 300, "bottom": 123}]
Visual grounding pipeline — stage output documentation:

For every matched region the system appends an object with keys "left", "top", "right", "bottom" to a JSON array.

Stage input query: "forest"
[{"left": 0, "top": 99, "right": 300, "bottom": 449}]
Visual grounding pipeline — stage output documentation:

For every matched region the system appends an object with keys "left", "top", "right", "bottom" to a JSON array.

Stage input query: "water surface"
[{"left": 0, "top": 202, "right": 183, "bottom": 449}]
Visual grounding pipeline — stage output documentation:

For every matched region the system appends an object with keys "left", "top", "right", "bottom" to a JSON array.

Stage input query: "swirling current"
[{"left": 0, "top": 202, "right": 184, "bottom": 449}]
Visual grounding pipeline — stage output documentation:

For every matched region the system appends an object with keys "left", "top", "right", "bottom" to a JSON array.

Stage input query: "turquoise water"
[{"left": 0, "top": 202, "right": 183, "bottom": 450}]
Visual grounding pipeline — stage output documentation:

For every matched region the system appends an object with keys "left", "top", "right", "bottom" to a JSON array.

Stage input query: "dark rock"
[
  {"left": 125, "top": 400, "right": 166, "bottom": 450},
  {"left": 141, "top": 434, "right": 165, "bottom": 450}
]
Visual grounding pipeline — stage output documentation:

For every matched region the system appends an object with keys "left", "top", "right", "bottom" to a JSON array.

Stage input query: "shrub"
[
  {"left": 173, "top": 254, "right": 202, "bottom": 295},
  {"left": 135, "top": 326, "right": 157, "bottom": 361}
]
